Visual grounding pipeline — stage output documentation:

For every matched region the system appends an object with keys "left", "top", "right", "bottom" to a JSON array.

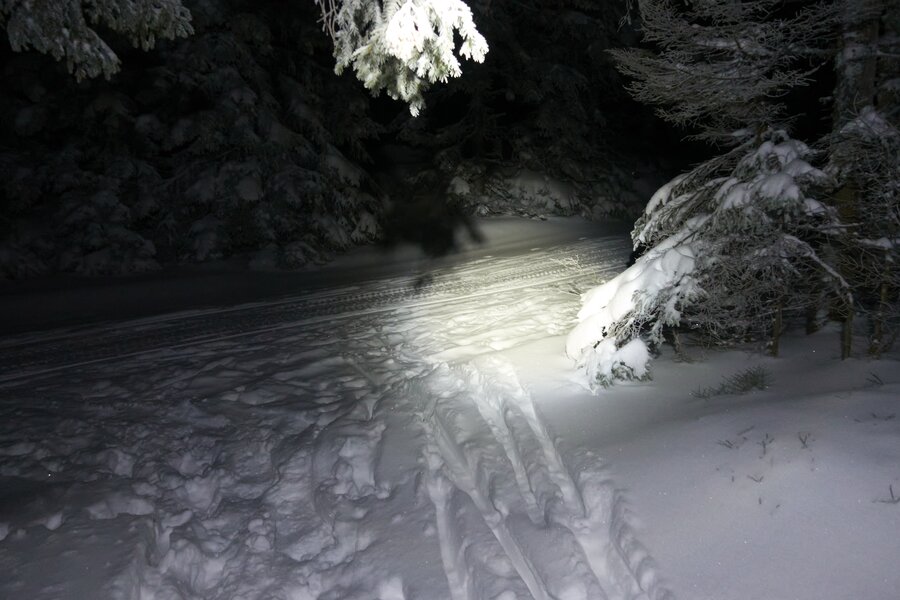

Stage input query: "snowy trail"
[
  {"left": 0, "top": 229, "right": 670, "bottom": 599},
  {"left": 0, "top": 238, "right": 623, "bottom": 383}
]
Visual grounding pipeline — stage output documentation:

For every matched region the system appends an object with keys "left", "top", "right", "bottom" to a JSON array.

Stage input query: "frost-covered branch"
[
  {"left": 0, "top": 0, "right": 193, "bottom": 80},
  {"left": 315, "top": 0, "right": 488, "bottom": 116}
]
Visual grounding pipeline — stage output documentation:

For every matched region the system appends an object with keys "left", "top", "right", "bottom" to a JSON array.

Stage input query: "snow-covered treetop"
[
  {"left": 315, "top": 0, "right": 488, "bottom": 116},
  {"left": 1, "top": 0, "right": 193, "bottom": 80}
]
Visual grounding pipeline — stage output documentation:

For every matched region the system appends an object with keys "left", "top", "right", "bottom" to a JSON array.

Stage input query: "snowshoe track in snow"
[{"left": 0, "top": 238, "right": 626, "bottom": 383}]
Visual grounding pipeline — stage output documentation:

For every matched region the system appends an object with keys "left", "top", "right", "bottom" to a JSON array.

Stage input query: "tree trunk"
[
  {"left": 830, "top": 2, "right": 882, "bottom": 216},
  {"left": 869, "top": 252, "right": 892, "bottom": 357},
  {"left": 833, "top": 0, "right": 883, "bottom": 129},
  {"left": 831, "top": 0, "right": 884, "bottom": 361},
  {"left": 842, "top": 310, "right": 853, "bottom": 359},
  {"left": 770, "top": 301, "right": 783, "bottom": 357},
  {"left": 805, "top": 298, "right": 820, "bottom": 334}
]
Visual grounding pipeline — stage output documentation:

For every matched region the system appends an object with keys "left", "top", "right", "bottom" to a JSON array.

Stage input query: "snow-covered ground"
[{"left": 0, "top": 217, "right": 897, "bottom": 600}]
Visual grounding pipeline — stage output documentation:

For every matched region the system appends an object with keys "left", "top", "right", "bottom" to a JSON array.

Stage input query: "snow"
[
  {"left": 0, "top": 217, "right": 898, "bottom": 600},
  {"left": 385, "top": 2, "right": 432, "bottom": 63},
  {"left": 642, "top": 174, "right": 687, "bottom": 219},
  {"left": 751, "top": 172, "right": 801, "bottom": 203},
  {"left": 502, "top": 171, "right": 577, "bottom": 213},
  {"left": 324, "top": 146, "right": 365, "bottom": 187},
  {"left": 839, "top": 106, "right": 898, "bottom": 139},
  {"left": 567, "top": 218, "right": 705, "bottom": 366},
  {"left": 860, "top": 237, "right": 896, "bottom": 251}
]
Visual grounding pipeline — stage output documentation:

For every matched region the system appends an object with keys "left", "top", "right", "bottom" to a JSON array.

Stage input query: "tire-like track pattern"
[{"left": 0, "top": 238, "right": 627, "bottom": 383}]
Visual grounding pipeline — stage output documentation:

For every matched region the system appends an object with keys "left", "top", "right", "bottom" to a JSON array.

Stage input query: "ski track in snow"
[{"left": 0, "top": 235, "right": 670, "bottom": 599}]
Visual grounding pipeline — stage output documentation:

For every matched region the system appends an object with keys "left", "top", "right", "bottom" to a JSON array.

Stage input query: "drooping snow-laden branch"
[
  {"left": 567, "top": 132, "right": 848, "bottom": 388},
  {"left": 0, "top": 0, "right": 193, "bottom": 80},
  {"left": 314, "top": 0, "right": 488, "bottom": 116}
]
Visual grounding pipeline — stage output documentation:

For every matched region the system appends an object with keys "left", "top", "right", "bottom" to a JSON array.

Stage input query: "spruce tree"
[{"left": 568, "top": 0, "right": 863, "bottom": 385}]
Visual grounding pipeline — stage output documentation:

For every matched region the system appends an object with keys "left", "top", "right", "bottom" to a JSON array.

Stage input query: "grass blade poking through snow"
[{"left": 692, "top": 366, "right": 772, "bottom": 399}]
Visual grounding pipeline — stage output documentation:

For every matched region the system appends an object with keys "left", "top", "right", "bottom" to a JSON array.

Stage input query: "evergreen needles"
[{"left": 692, "top": 366, "right": 772, "bottom": 399}]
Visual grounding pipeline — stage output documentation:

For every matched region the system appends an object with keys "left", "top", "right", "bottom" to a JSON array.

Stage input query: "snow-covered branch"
[
  {"left": 317, "top": 0, "right": 488, "bottom": 116},
  {"left": 0, "top": 0, "right": 193, "bottom": 80}
]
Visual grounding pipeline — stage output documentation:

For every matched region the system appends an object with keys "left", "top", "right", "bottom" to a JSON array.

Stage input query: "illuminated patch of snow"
[{"left": 0, "top": 218, "right": 896, "bottom": 600}]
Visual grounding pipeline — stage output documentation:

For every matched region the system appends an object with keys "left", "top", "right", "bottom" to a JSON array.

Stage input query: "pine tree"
[{"left": 569, "top": 0, "right": 858, "bottom": 386}]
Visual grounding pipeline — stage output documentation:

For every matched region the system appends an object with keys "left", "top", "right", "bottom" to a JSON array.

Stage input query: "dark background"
[{"left": 2, "top": 0, "right": 819, "bottom": 282}]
